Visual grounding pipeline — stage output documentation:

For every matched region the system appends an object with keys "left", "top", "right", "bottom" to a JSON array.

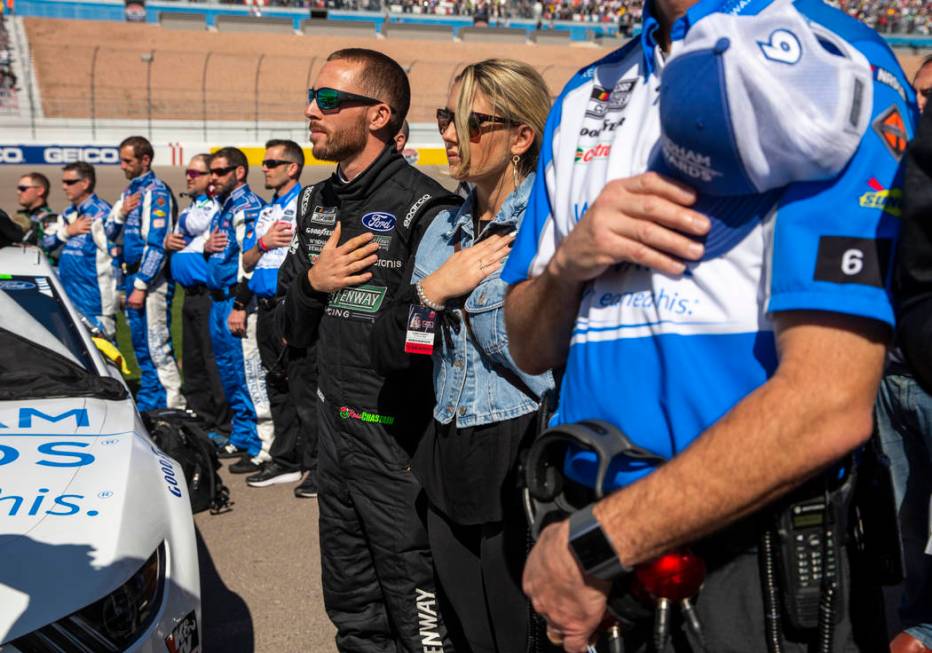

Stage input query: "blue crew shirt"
[
  {"left": 207, "top": 184, "right": 266, "bottom": 292},
  {"left": 502, "top": 0, "right": 917, "bottom": 493}
]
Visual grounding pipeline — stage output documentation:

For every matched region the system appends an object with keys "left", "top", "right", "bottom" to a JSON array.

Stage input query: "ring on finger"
[{"left": 546, "top": 627, "right": 563, "bottom": 645}]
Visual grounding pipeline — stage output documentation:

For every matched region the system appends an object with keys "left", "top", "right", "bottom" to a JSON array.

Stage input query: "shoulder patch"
[
  {"left": 813, "top": 236, "right": 892, "bottom": 287},
  {"left": 873, "top": 105, "right": 908, "bottom": 160},
  {"left": 403, "top": 194, "right": 432, "bottom": 229}
]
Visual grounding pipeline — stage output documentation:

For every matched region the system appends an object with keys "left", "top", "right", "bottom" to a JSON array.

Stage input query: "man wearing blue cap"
[{"left": 504, "top": 0, "right": 917, "bottom": 649}]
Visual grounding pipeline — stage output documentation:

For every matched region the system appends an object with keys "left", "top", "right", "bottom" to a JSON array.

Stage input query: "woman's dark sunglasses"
[
  {"left": 185, "top": 169, "right": 208, "bottom": 179},
  {"left": 436, "top": 107, "right": 515, "bottom": 139},
  {"left": 308, "top": 87, "right": 385, "bottom": 112}
]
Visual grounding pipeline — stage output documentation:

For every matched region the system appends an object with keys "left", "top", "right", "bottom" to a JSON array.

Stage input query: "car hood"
[{"left": 0, "top": 398, "right": 187, "bottom": 643}]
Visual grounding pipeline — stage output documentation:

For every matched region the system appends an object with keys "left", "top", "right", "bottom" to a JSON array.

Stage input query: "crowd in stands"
[
  {"left": 0, "top": 16, "right": 17, "bottom": 92},
  {"left": 179, "top": 0, "right": 932, "bottom": 33},
  {"left": 834, "top": 0, "right": 931, "bottom": 34}
]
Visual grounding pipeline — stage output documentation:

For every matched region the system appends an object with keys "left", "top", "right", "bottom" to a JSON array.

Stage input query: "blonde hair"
[{"left": 452, "top": 59, "right": 551, "bottom": 180}]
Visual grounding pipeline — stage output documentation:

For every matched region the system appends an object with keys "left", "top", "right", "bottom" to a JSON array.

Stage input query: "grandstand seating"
[
  {"left": 216, "top": 14, "right": 294, "bottom": 32},
  {"left": 20, "top": 16, "right": 930, "bottom": 129},
  {"left": 300, "top": 18, "right": 377, "bottom": 36},
  {"left": 159, "top": 12, "right": 207, "bottom": 31},
  {"left": 23, "top": 17, "right": 599, "bottom": 125},
  {"left": 459, "top": 26, "right": 529, "bottom": 43},
  {"left": 382, "top": 22, "right": 455, "bottom": 40}
]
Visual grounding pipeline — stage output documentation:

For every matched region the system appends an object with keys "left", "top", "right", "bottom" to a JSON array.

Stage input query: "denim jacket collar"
[{"left": 444, "top": 172, "right": 536, "bottom": 244}]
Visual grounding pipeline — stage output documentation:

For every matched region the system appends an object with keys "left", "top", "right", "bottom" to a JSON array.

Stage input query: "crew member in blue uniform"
[
  {"left": 107, "top": 135, "right": 184, "bottom": 412},
  {"left": 237, "top": 139, "right": 318, "bottom": 489},
  {"left": 46, "top": 162, "right": 115, "bottom": 337},
  {"left": 165, "top": 153, "right": 231, "bottom": 439},
  {"left": 504, "top": 0, "right": 918, "bottom": 649},
  {"left": 204, "top": 146, "right": 271, "bottom": 467}
]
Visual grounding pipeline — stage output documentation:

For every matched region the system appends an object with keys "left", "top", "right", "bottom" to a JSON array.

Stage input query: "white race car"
[{"left": 0, "top": 245, "right": 201, "bottom": 653}]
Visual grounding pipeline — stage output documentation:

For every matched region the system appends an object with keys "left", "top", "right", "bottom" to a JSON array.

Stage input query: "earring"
[{"left": 512, "top": 154, "right": 521, "bottom": 189}]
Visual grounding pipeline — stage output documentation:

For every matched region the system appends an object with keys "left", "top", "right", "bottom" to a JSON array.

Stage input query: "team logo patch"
[
  {"left": 585, "top": 101, "right": 608, "bottom": 119},
  {"left": 813, "top": 235, "right": 892, "bottom": 288},
  {"left": 311, "top": 206, "right": 336, "bottom": 226},
  {"left": 575, "top": 144, "right": 611, "bottom": 164},
  {"left": 153, "top": 209, "right": 166, "bottom": 218},
  {"left": 373, "top": 234, "right": 393, "bottom": 251},
  {"left": 338, "top": 405, "right": 395, "bottom": 425},
  {"left": 591, "top": 86, "right": 610, "bottom": 102},
  {"left": 361, "top": 212, "right": 396, "bottom": 232},
  {"left": 0, "top": 280, "right": 36, "bottom": 291},
  {"left": 156, "top": 196, "right": 166, "bottom": 207},
  {"left": 329, "top": 284, "right": 387, "bottom": 313},
  {"left": 404, "top": 194, "right": 432, "bottom": 229},
  {"left": 858, "top": 177, "right": 902, "bottom": 217},
  {"left": 608, "top": 79, "right": 637, "bottom": 111},
  {"left": 873, "top": 105, "right": 908, "bottom": 159},
  {"left": 872, "top": 65, "right": 907, "bottom": 102}
]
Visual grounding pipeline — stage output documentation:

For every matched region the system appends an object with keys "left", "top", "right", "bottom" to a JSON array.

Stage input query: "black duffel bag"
[{"left": 142, "top": 409, "right": 231, "bottom": 514}]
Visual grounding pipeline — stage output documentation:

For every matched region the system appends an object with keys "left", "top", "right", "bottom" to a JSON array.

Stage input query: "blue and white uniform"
[
  {"left": 170, "top": 193, "right": 218, "bottom": 289},
  {"left": 45, "top": 194, "right": 116, "bottom": 337},
  {"left": 503, "top": 0, "right": 916, "bottom": 493},
  {"left": 108, "top": 170, "right": 185, "bottom": 412},
  {"left": 207, "top": 184, "right": 272, "bottom": 461},
  {"left": 245, "top": 183, "right": 300, "bottom": 300}
]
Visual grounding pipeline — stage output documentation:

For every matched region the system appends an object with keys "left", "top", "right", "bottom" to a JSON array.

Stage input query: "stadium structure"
[{"left": 0, "top": 0, "right": 928, "bottom": 209}]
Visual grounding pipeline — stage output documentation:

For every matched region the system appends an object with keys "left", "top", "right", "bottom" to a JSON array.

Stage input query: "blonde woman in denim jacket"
[{"left": 371, "top": 60, "right": 553, "bottom": 652}]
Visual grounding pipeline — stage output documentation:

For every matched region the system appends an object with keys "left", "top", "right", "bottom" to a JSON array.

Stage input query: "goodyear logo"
[{"left": 329, "top": 285, "right": 386, "bottom": 313}]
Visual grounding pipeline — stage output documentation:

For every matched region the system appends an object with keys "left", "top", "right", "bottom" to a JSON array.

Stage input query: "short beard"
[{"left": 311, "top": 116, "right": 368, "bottom": 162}]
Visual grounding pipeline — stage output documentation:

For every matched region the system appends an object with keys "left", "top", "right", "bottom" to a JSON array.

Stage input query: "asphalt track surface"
[{"left": 0, "top": 164, "right": 457, "bottom": 653}]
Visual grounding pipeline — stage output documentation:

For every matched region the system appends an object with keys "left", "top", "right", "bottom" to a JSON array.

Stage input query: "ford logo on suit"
[{"left": 361, "top": 212, "right": 396, "bottom": 232}]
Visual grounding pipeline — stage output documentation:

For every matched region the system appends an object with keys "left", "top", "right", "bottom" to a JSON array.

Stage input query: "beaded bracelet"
[{"left": 415, "top": 280, "right": 445, "bottom": 312}]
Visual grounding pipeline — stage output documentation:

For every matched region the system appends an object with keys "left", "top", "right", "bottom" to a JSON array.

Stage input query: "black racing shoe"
[
  {"left": 246, "top": 461, "right": 303, "bottom": 488},
  {"left": 293, "top": 474, "right": 318, "bottom": 499},
  {"left": 217, "top": 443, "right": 246, "bottom": 460},
  {"left": 228, "top": 456, "right": 261, "bottom": 474}
]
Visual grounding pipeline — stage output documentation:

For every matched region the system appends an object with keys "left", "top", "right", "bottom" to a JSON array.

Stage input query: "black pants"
[
  {"left": 426, "top": 502, "right": 530, "bottom": 653},
  {"left": 257, "top": 305, "right": 319, "bottom": 474},
  {"left": 286, "top": 344, "right": 319, "bottom": 474},
  {"left": 180, "top": 288, "right": 230, "bottom": 433},
  {"left": 317, "top": 397, "right": 451, "bottom": 652}
]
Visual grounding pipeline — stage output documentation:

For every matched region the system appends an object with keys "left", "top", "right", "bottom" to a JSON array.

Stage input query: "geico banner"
[{"left": 0, "top": 146, "right": 121, "bottom": 165}]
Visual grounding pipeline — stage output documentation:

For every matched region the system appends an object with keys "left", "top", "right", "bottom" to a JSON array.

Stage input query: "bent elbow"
[{"left": 510, "top": 342, "right": 549, "bottom": 376}]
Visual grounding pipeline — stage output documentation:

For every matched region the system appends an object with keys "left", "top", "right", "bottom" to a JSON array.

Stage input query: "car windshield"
[
  {"left": 0, "top": 275, "right": 126, "bottom": 401},
  {"left": 0, "top": 274, "right": 95, "bottom": 370}
]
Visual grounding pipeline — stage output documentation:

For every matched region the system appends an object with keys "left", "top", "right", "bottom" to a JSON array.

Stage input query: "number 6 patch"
[{"left": 813, "top": 236, "right": 892, "bottom": 287}]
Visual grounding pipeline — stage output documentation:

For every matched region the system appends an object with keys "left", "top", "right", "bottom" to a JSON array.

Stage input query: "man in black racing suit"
[{"left": 279, "top": 48, "right": 462, "bottom": 652}]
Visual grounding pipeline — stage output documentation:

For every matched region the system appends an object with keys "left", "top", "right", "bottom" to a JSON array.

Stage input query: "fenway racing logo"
[
  {"left": 416, "top": 588, "right": 444, "bottom": 652},
  {"left": 329, "top": 284, "right": 387, "bottom": 313}
]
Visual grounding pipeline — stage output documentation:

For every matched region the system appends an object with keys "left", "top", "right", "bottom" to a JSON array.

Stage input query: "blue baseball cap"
[{"left": 650, "top": 0, "right": 873, "bottom": 259}]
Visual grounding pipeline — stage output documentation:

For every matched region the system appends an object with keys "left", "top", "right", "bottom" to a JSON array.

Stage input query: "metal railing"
[{"left": 11, "top": 45, "right": 581, "bottom": 141}]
